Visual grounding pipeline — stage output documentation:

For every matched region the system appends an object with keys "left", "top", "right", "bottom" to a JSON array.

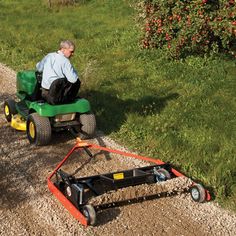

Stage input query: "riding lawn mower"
[{"left": 3, "top": 70, "right": 96, "bottom": 145}]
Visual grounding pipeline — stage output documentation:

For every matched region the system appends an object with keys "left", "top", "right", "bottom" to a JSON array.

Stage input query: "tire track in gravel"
[{"left": 1, "top": 63, "right": 236, "bottom": 236}]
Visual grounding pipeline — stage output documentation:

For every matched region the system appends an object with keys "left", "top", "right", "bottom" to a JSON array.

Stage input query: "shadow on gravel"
[
  {"left": 0, "top": 121, "right": 115, "bottom": 211},
  {"left": 95, "top": 208, "right": 121, "bottom": 226},
  {"left": 0, "top": 93, "right": 17, "bottom": 104},
  {"left": 0, "top": 124, "right": 29, "bottom": 209},
  {"left": 0, "top": 121, "right": 75, "bottom": 210},
  {"left": 50, "top": 131, "right": 77, "bottom": 145},
  {"left": 84, "top": 90, "right": 179, "bottom": 135}
]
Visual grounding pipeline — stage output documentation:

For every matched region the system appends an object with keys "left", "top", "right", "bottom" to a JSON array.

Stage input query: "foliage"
[{"left": 137, "top": 0, "right": 236, "bottom": 58}]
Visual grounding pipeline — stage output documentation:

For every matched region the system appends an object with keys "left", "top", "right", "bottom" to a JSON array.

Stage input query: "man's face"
[{"left": 62, "top": 47, "right": 74, "bottom": 58}]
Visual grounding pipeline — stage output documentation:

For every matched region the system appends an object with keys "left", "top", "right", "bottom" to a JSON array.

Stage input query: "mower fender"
[{"left": 29, "top": 99, "right": 91, "bottom": 117}]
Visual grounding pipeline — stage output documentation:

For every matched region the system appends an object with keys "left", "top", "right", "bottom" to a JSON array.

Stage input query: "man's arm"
[
  {"left": 36, "top": 55, "right": 48, "bottom": 72},
  {"left": 63, "top": 60, "right": 79, "bottom": 83}
]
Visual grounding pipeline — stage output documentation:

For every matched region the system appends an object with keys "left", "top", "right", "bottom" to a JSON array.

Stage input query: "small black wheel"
[
  {"left": 82, "top": 204, "right": 96, "bottom": 226},
  {"left": 26, "top": 113, "right": 51, "bottom": 146},
  {"left": 76, "top": 113, "right": 96, "bottom": 139},
  {"left": 4, "top": 99, "right": 17, "bottom": 122},
  {"left": 190, "top": 184, "right": 206, "bottom": 203},
  {"left": 155, "top": 168, "right": 171, "bottom": 182}
]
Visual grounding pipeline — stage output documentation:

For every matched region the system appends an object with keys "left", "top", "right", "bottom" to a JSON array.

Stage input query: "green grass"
[{"left": 0, "top": 0, "right": 236, "bottom": 211}]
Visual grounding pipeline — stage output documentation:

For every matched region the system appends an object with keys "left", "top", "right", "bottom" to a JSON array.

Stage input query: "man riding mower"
[{"left": 3, "top": 70, "right": 96, "bottom": 146}]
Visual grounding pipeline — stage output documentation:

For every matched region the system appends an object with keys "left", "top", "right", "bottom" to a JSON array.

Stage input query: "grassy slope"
[{"left": 0, "top": 0, "right": 235, "bottom": 210}]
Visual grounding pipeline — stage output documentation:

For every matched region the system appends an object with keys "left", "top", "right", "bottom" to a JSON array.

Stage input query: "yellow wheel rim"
[
  {"left": 4, "top": 105, "right": 10, "bottom": 116},
  {"left": 29, "top": 121, "right": 35, "bottom": 139}
]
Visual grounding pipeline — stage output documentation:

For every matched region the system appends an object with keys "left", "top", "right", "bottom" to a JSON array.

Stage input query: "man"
[{"left": 36, "top": 40, "right": 81, "bottom": 104}]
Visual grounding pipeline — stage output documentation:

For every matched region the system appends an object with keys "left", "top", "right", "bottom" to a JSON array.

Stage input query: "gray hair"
[{"left": 60, "top": 40, "right": 75, "bottom": 49}]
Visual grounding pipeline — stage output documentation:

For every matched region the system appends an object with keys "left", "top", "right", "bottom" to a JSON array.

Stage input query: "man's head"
[{"left": 60, "top": 40, "right": 75, "bottom": 58}]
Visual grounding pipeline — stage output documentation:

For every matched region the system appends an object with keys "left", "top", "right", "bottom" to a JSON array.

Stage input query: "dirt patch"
[{"left": 0, "top": 63, "right": 236, "bottom": 236}]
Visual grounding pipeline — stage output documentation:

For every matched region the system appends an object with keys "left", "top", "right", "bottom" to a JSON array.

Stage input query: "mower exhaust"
[{"left": 47, "top": 139, "right": 211, "bottom": 226}]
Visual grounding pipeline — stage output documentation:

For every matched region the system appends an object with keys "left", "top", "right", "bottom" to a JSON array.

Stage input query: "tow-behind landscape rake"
[{"left": 48, "top": 139, "right": 211, "bottom": 226}]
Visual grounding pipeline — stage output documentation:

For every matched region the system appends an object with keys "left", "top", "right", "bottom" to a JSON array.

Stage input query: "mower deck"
[{"left": 48, "top": 139, "right": 211, "bottom": 226}]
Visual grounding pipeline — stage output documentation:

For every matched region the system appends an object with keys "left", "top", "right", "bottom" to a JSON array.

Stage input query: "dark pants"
[{"left": 42, "top": 78, "right": 81, "bottom": 105}]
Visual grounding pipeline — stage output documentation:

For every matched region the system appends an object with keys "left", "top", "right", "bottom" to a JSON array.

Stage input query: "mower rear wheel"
[
  {"left": 190, "top": 184, "right": 206, "bottom": 203},
  {"left": 82, "top": 204, "right": 96, "bottom": 226},
  {"left": 26, "top": 113, "right": 51, "bottom": 146},
  {"left": 77, "top": 113, "right": 96, "bottom": 139},
  {"left": 155, "top": 168, "right": 171, "bottom": 182},
  {"left": 4, "top": 99, "right": 17, "bottom": 122}
]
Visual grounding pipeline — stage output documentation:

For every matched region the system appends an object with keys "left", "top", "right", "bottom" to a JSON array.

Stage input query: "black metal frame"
[{"left": 55, "top": 162, "right": 172, "bottom": 209}]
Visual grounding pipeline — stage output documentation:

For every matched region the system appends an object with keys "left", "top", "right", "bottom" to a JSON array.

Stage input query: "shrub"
[{"left": 137, "top": 0, "right": 236, "bottom": 58}]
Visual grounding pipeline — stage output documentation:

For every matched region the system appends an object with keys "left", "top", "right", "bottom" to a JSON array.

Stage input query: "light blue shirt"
[{"left": 36, "top": 51, "right": 79, "bottom": 89}]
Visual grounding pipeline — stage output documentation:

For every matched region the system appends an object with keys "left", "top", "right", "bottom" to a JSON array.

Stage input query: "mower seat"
[{"left": 26, "top": 71, "right": 43, "bottom": 101}]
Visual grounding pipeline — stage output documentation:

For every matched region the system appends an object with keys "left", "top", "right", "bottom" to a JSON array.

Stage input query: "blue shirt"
[{"left": 36, "top": 51, "right": 79, "bottom": 89}]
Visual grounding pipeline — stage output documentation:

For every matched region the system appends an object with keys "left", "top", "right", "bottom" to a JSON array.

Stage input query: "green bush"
[{"left": 137, "top": 0, "right": 236, "bottom": 58}]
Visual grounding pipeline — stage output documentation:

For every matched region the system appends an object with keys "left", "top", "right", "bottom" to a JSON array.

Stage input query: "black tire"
[
  {"left": 155, "top": 168, "right": 171, "bottom": 182},
  {"left": 190, "top": 184, "right": 206, "bottom": 203},
  {"left": 82, "top": 204, "right": 96, "bottom": 226},
  {"left": 78, "top": 113, "right": 96, "bottom": 139},
  {"left": 4, "top": 99, "right": 17, "bottom": 122},
  {"left": 26, "top": 113, "right": 51, "bottom": 146}
]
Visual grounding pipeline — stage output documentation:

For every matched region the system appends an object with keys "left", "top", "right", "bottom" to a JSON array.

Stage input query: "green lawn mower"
[{"left": 3, "top": 70, "right": 96, "bottom": 146}]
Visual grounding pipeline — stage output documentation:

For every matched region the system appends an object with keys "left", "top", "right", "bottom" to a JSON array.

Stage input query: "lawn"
[{"left": 0, "top": 0, "right": 235, "bottom": 211}]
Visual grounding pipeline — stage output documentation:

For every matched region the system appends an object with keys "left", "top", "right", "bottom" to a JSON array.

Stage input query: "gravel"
[
  {"left": 88, "top": 176, "right": 192, "bottom": 206},
  {"left": 1, "top": 63, "right": 236, "bottom": 236}
]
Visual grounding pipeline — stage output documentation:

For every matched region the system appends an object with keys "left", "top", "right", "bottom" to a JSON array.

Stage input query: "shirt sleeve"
[
  {"left": 63, "top": 59, "right": 79, "bottom": 83},
  {"left": 36, "top": 55, "right": 48, "bottom": 72}
]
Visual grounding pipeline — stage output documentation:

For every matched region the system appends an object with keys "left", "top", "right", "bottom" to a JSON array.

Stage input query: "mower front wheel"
[
  {"left": 26, "top": 113, "right": 51, "bottom": 146},
  {"left": 82, "top": 204, "right": 96, "bottom": 226},
  {"left": 4, "top": 99, "right": 17, "bottom": 122}
]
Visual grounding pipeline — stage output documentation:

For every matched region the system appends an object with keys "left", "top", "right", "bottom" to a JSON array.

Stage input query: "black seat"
[{"left": 26, "top": 71, "right": 43, "bottom": 101}]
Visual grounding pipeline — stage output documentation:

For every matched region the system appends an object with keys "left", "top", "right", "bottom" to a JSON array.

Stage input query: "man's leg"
[
  {"left": 42, "top": 79, "right": 80, "bottom": 104},
  {"left": 42, "top": 79, "right": 65, "bottom": 105},
  {"left": 41, "top": 88, "right": 52, "bottom": 104},
  {"left": 62, "top": 79, "right": 81, "bottom": 103}
]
